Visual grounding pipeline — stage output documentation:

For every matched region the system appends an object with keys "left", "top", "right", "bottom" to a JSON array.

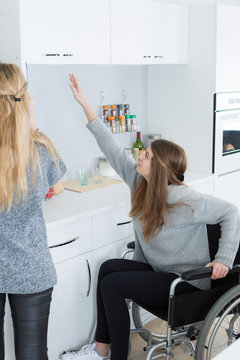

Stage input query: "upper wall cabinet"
[
  {"left": 0, "top": 0, "right": 111, "bottom": 65},
  {"left": 0, "top": 0, "right": 188, "bottom": 66},
  {"left": 111, "top": 0, "right": 188, "bottom": 64},
  {"left": 215, "top": 4, "right": 240, "bottom": 92}
]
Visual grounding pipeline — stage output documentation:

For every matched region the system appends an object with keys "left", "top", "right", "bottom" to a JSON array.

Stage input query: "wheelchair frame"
[{"left": 123, "top": 243, "right": 240, "bottom": 360}]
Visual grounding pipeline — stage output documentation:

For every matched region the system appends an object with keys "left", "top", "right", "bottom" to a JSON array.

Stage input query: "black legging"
[
  {"left": 95, "top": 259, "right": 199, "bottom": 360},
  {"left": 0, "top": 287, "right": 53, "bottom": 360}
]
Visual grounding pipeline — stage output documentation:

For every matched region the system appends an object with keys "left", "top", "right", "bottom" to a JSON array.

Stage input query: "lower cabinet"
[
  {"left": 214, "top": 171, "right": 240, "bottom": 210},
  {"left": 3, "top": 207, "right": 134, "bottom": 359},
  {"left": 48, "top": 252, "right": 94, "bottom": 359}
]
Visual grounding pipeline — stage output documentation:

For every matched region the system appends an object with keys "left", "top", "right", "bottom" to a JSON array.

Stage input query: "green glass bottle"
[{"left": 133, "top": 132, "right": 144, "bottom": 162}]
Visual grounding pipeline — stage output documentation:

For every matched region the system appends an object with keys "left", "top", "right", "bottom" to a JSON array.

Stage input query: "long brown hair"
[
  {"left": 130, "top": 139, "right": 188, "bottom": 242},
  {"left": 0, "top": 63, "right": 59, "bottom": 211}
]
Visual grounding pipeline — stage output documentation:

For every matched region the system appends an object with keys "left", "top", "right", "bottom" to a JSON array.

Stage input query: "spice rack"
[{"left": 98, "top": 90, "right": 137, "bottom": 134}]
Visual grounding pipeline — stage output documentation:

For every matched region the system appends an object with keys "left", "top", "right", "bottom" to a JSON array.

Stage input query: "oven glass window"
[{"left": 222, "top": 118, "right": 240, "bottom": 156}]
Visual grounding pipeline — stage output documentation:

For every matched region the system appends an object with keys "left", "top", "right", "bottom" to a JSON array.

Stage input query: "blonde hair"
[{"left": 0, "top": 63, "right": 59, "bottom": 211}]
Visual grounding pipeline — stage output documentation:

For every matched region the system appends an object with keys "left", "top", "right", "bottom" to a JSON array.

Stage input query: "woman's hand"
[
  {"left": 69, "top": 73, "right": 97, "bottom": 122},
  {"left": 205, "top": 261, "right": 229, "bottom": 280},
  {"left": 69, "top": 73, "right": 87, "bottom": 106}
]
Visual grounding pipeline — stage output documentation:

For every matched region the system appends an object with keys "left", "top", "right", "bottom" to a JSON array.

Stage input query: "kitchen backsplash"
[{"left": 28, "top": 65, "right": 148, "bottom": 180}]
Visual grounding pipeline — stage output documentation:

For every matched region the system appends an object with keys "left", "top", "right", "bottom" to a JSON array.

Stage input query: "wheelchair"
[{"left": 122, "top": 224, "right": 240, "bottom": 360}]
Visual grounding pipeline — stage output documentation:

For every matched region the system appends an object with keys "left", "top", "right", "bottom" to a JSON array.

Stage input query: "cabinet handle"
[
  {"left": 49, "top": 236, "right": 79, "bottom": 249},
  {"left": 143, "top": 55, "right": 164, "bottom": 59},
  {"left": 43, "top": 54, "right": 61, "bottom": 57},
  {"left": 117, "top": 221, "right": 132, "bottom": 226},
  {"left": 86, "top": 259, "right": 91, "bottom": 297},
  {"left": 43, "top": 53, "right": 73, "bottom": 57}
]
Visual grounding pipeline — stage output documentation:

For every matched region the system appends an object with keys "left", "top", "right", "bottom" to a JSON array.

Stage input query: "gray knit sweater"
[
  {"left": 0, "top": 144, "right": 66, "bottom": 294},
  {"left": 87, "top": 117, "right": 240, "bottom": 290}
]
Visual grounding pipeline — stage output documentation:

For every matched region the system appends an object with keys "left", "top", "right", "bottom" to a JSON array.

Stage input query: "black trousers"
[
  {"left": 95, "top": 259, "right": 198, "bottom": 360},
  {"left": 0, "top": 287, "right": 53, "bottom": 360}
]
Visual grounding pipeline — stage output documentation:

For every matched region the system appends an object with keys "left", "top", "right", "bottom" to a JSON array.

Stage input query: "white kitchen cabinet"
[
  {"left": 0, "top": 0, "right": 111, "bottom": 66},
  {"left": 215, "top": 4, "right": 240, "bottom": 93},
  {"left": 92, "top": 205, "right": 133, "bottom": 248},
  {"left": 111, "top": 0, "right": 188, "bottom": 64},
  {"left": 214, "top": 171, "right": 240, "bottom": 210},
  {"left": 48, "top": 252, "right": 94, "bottom": 359},
  {"left": 0, "top": 0, "right": 187, "bottom": 67}
]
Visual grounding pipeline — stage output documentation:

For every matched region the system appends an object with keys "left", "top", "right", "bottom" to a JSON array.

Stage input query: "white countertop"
[{"left": 43, "top": 171, "right": 215, "bottom": 229}]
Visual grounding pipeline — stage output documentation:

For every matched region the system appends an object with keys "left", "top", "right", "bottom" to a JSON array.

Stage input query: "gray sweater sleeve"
[
  {"left": 86, "top": 116, "right": 138, "bottom": 188},
  {"left": 192, "top": 192, "right": 240, "bottom": 269}
]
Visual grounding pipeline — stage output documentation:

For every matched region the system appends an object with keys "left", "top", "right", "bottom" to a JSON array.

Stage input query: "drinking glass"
[
  {"left": 78, "top": 168, "right": 90, "bottom": 186},
  {"left": 91, "top": 167, "right": 103, "bottom": 184}
]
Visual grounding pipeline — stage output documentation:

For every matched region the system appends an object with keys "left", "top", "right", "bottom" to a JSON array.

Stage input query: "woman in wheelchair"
[{"left": 62, "top": 73, "right": 240, "bottom": 360}]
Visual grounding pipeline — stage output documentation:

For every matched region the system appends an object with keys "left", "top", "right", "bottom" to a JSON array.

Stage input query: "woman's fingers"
[
  {"left": 205, "top": 261, "right": 229, "bottom": 279},
  {"left": 69, "top": 73, "right": 80, "bottom": 93}
]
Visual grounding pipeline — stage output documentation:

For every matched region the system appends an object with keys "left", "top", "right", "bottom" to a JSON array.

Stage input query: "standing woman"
[
  {"left": 0, "top": 63, "right": 66, "bottom": 359},
  {"left": 63, "top": 74, "right": 240, "bottom": 360}
]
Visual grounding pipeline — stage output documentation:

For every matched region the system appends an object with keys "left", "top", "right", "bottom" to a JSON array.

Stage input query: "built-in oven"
[{"left": 213, "top": 92, "right": 240, "bottom": 175}]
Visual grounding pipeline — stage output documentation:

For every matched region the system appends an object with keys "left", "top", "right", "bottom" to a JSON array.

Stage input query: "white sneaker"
[{"left": 60, "top": 344, "right": 111, "bottom": 360}]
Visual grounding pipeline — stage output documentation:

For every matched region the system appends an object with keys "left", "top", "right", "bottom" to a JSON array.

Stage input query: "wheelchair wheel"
[
  {"left": 132, "top": 301, "right": 167, "bottom": 344},
  {"left": 195, "top": 284, "right": 240, "bottom": 360}
]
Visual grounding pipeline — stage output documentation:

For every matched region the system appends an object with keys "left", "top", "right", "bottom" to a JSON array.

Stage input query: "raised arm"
[{"left": 69, "top": 73, "right": 138, "bottom": 188}]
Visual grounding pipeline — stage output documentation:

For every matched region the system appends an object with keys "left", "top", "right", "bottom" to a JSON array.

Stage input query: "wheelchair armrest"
[
  {"left": 127, "top": 241, "right": 135, "bottom": 249},
  {"left": 181, "top": 264, "right": 240, "bottom": 281}
]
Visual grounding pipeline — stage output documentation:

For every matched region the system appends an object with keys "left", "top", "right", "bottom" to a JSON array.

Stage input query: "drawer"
[
  {"left": 47, "top": 217, "right": 92, "bottom": 261},
  {"left": 92, "top": 205, "right": 133, "bottom": 248}
]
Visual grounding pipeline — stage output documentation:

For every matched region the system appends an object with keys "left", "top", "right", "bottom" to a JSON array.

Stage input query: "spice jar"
[
  {"left": 109, "top": 116, "right": 116, "bottom": 133},
  {"left": 117, "top": 104, "right": 123, "bottom": 116},
  {"left": 124, "top": 104, "right": 130, "bottom": 115},
  {"left": 130, "top": 114, "right": 137, "bottom": 131},
  {"left": 110, "top": 105, "right": 117, "bottom": 117},
  {"left": 102, "top": 105, "right": 109, "bottom": 122},
  {"left": 125, "top": 115, "right": 131, "bottom": 132},
  {"left": 119, "top": 115, "right": 126, "bottom": 133}
]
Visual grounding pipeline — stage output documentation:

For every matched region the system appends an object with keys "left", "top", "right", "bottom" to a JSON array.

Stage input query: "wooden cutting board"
[{"left": 63, "top": 177, "right": 123, "bottom": 193}]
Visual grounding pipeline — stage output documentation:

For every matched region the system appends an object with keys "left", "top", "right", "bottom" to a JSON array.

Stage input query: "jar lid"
[
  {"left": 102, "top": 105, "right": 108, "bottom": 109},
  {"left": 130, "top": 114, "right": 136, "bottom": 118},
  {"left": 109, "top": 116, "right": 116, "bottom": 120},
  {"left": 119, "top": 115, "right": 125, "bottom": 119},
  {"left": 110, "top": 105, "right": 116, "bottom": 108},
  {"left": 125, "top": 115, "right": 131, "bottom": 119}
]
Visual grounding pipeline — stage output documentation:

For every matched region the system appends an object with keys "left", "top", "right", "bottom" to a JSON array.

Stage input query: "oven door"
[{"left": 213, "top": 109, "right": 240, "bottom": 175}]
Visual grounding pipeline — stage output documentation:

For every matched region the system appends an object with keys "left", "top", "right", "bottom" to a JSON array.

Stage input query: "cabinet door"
[
  {"left": 214, "top": 171, "right": 240, "bottom": 210},
  {"left": 48, "top": 253, "right": 94, "bottom": 359},
  {"left": 216, "top": 4, "right": 240, "bottom": 92},
  {"left": 91, "top": 236, "right": 134, "bottom": 329},
  {"left": 19, "top": 0, "right": 110, "bottom": 64},
  {"left": 111, "top": 0, "right": 188, "bottom": 64}
]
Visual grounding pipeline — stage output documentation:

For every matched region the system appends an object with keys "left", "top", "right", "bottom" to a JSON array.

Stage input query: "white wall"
[
  {"left": 28, "top": 65, "right": 147, "bottom": 180},
  {"left": 147, "top": 5, "right": 216, "bottom": 173}
]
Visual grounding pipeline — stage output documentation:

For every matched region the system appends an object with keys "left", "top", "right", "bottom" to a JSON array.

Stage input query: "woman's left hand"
[{"left": 205, "top": 261, "right": 229, "bottom": 280}]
